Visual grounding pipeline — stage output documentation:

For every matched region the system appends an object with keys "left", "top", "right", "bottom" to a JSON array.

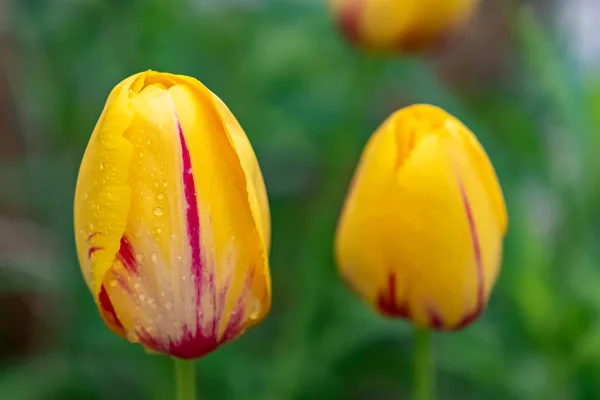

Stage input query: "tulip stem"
[
  {"left": 174, "top": 358, "right": 196, "bottom": 400},
  {"left": 413, "top": 327, "right": 433, "bottom": 400}
]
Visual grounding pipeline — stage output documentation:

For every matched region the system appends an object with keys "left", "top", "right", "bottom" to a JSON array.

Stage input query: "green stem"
[
  {"left": 414, "top": 327, "right": 433, "bottom": 400},
  {"left": 174, "top": 358, "right": 196, "bottom": 400}
]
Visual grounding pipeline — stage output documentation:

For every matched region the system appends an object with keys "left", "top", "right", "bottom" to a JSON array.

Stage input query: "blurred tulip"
[
  {"left": 335, "top": 104, "right": 507, "bottom": 331},
  {"left": 331, "top": 0, "right": 479, "bottom": 53},
  {"left": 74, "top": 70, "right": 271, "bottom": 359}
]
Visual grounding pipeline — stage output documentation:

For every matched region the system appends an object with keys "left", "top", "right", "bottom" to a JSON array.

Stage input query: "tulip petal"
[
  {"left": 74, "top": 74, "right": 139, "bottom": 298},
  {"left": 209, "top": 93, "right": 271, "bottom": 254},
  {"left": 167, "top": 79, "right": 269, "bottom": 337}
]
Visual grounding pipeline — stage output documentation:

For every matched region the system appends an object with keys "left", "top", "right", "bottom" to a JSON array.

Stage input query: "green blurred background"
[{"left": 2, "top": 0, "right": 600, "bottom": 399}]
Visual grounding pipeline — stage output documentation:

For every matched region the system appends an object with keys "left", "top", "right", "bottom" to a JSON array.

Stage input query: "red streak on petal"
[
  {"left": 99, "top": 284, "right": 124, "bottom": 330},
  {"left": 175, "top": 114, "right": 214, "bottom": 326},
  {"left": 459, "top": 183, "right": 484, "bottom": 309},
  {"left": 452, "top": 180, "right": 485, "bottom": 330},
  {"left": 88, "top": 246, "right": 104, "bottom": 259},
  {"left": 377, "top": 273, "right": 411, "bottom": 319},
  {"left": 222, "top": 266, "right": 256, "bottom": 341},
  {"left": 138, "top": 324, "right": 218, "bottom": 360},
  {"left": 453, "top": 307, "right": 483, "bottom": 331},
  {"left": 427, "top": 307, "right": 444, "bottom": 330},
  {"left": 138, "top": 266, "right": 257, "bottom": 359},
  {"left": 117, "top": 236, "right": 138, "bottom": 274},
  {"left": 87, "top": 232, "right": 99, "bottom": 242}
]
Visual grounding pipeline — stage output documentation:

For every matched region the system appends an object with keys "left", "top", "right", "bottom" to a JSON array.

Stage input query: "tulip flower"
[
  {"left": 74, "top": 71, "right": 271, "bottom": 361},
  {"left": 331, "top": 0, "right": 479, "bottom": 53},
  {"left": 335, "top": 104, "right": 507, "bottom": 332}
]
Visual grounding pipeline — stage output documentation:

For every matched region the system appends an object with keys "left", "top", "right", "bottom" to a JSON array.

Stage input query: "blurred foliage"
[{"left": 1, "top": 0, "right": 600, "bottom": 399}]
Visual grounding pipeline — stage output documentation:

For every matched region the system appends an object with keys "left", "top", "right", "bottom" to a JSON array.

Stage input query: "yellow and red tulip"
[
  {"left": 335, "top": 104, "right": 507, "bottom": 331},
  {"left": 74, "top": 70, "right": 271, "bottom": 358},
  {"left": 331, "top": 0, "right": 479, "bottom": 53}
]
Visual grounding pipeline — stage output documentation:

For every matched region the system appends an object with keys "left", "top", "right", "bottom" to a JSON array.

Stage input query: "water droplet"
[
  {"left": 84, "top": 193, "right": 89, "bottom": 200},
  {"left": 114, "top": 262, "right": 123, "bottom": 271},
  {"left": 151, "top": 253, "right": 158, "bottom": 262},
  {"left": 127, "top": 331, "right": 139, "bottom": 343},
  {"left": 146, "top": 139, "right": 151, "bottom": 146},
  {"left": 153, "top": 207, "right": 164, "bottom": 216},
  {"left": 148, "top": 298, "right": 156, "bottom": 308},
  {"left": 89, "top": 223, "right": 94, "bottom": 230},
  {"left": 155, "top": 227, "right": 162, "bottom": 235},
  {"left": 139, "top": 294, "right": 146, "bottom": 302},
  {"left": 165, "top": 302, "right": 172, "bottom": 309},
  {"left": 134, "top": 283, "right": 141, "bottom": 291},
  {"left": 99, "top": 161, "right": 104, "bottom": 170},
  {"left": 109, "top": 280, "right": 118, "bottom": 288},
  {"left": 163, "top": 181, "right": 168, "bottom": 187},
  {"left": 157, "top": 192, "right": 164, "bottom": 201},
  {"left": 136, "top": 254, "right": 144, "bottom": 262},
  {"left": 139, "top": 152, "right": 144, "bottom": 158},
  {"left": 249, "top": 300, "right": 261, "bottom": 320},
  {"left": 153, "top": 180, "right": 159, "bottom": 187}
]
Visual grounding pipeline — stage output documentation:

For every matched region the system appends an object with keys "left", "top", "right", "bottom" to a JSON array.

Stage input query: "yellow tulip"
[
  {"left": 331, "top": 0, "right": 479, "bottom": 53},
  {"left": 74, "top": 70, "right": 271, "bottom": 358},
  {"left": 335, "top": 105, "right": 507, "bottom": 331}
]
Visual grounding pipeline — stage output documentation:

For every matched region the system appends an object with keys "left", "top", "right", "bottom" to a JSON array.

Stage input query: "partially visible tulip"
[
  {"left": 331, "top": 0, "right": 479, "bottom": 53},
  {"left": 335, "top": 104, "right": 507, "bottom": 331},
  {"left": 74, "top": 71, "right": 271, "bottom": 359}
]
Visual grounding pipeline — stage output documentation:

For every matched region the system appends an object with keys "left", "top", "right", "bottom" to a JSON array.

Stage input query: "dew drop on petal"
[
  {"left": 153, "top": 207, "right": 164, "bottom": 216},
  {"left": 155, "top": 227, "right": 162, "bottom": 234},
  {"left": 109, "top": 280, "right": 118, "bottom": 288},
  {"left": 157, "top": 192, "right": 164, "bottom": 201},
  {"left": 99, "top": 161, "right": 104, "bottom": 170},
  {"left": 165, "top": 302, "right": 172, "bottom": 309},
  {"left": 249, "top": 299, "right": 261, "bottom": 320},
  {"left": 151, "top": 253, "right": 158, "bottom": 263}
]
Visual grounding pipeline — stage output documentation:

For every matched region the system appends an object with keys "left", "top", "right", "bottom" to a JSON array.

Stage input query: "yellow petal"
[
  {"left": 335, "top": 104, "right": 507, "bottom": 331},
  {"left": 74, "top": 71, "right": 271, "bottom": 358}
]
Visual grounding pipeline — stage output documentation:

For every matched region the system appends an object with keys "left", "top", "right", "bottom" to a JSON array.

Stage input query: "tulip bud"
[
  {"left": 335, "top": 105, "right": 507, "bottom": 331},
  {"left": 74, "top": 71, "right": 271, "bottom": 358},
  {"left": 331, "top": 0, "right": 479, "bottom": 53}
]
